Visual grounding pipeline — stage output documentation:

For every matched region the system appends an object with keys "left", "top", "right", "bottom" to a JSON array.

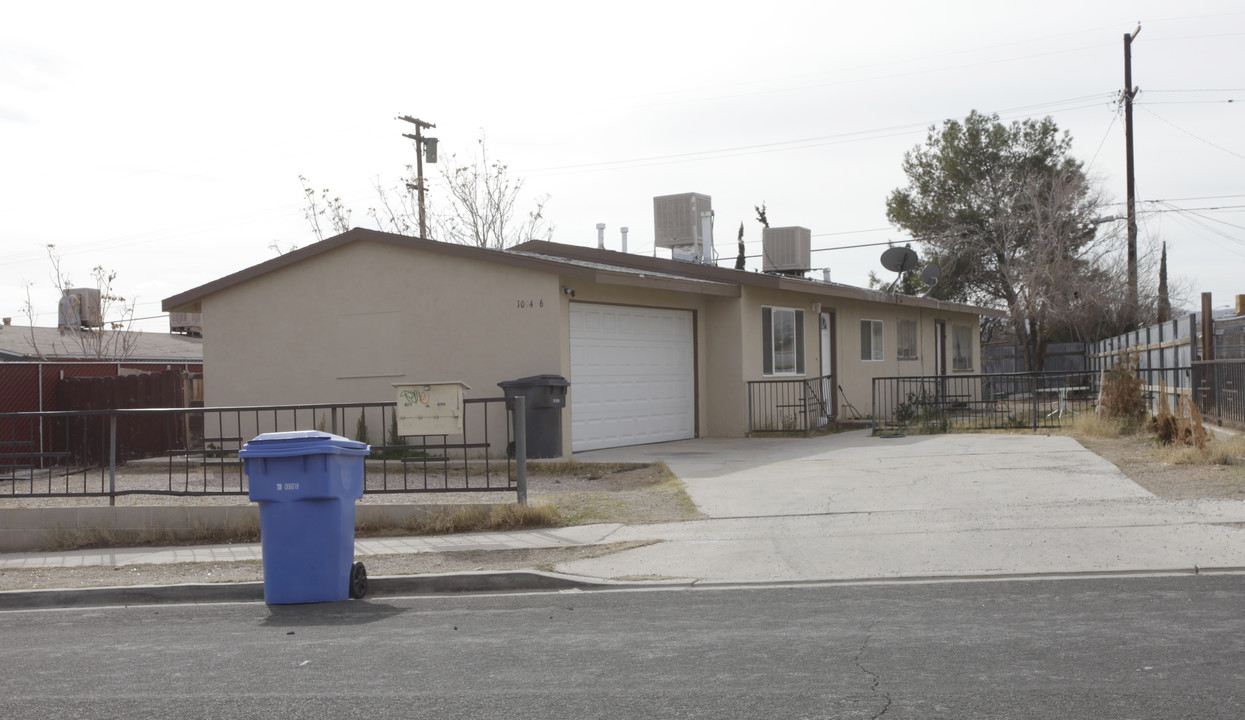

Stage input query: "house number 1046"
[{"left": 517, "top": 299, "right": 544, "bottom": 309}]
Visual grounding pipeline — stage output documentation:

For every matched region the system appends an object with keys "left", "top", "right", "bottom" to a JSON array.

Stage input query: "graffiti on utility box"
[{"left": 393, "top": 381, "right": 470, "bottom": 436}]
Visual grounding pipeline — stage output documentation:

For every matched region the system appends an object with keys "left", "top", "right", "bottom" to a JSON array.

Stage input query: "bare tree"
[
  {"left": 297, "top": 174, "right": 353, "bottom": 243},
  {"left": 291, "top": 133, "right": 552, "bottom": 251},
  {"left": 367, "top": 168, "right": 420, "bottom": 237},
  {"left": 21, "top": 245, "right": 140, "bottom": 360},
  {"left": 434, "top": 132, "right": 552, "bottom": 249}
]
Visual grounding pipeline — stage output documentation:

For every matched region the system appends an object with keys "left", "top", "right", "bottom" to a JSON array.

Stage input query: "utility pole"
[
  {"left": 399, "top": 115, "right": 437, "bottom": 239},
  {"left": 1122, "top": 24, "right": 1141, "bottom": 320}
]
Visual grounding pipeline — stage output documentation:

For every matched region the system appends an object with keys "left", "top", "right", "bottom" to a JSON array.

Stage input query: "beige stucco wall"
[
  {"left": 739, "top": 286, "right": 983, "bottom": 419},
  {"left": 202, "top": 240, "right": 562, "bottom": 449},
  {"left": 198, "top": 239, "right": 987, "bottom": 450}
]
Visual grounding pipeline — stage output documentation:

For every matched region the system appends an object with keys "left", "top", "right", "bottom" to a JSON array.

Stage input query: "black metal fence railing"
[
  {"left": 0, "top": 399, "right": 528, "bottom": 504},
  {"left": 871, "top": 371, "right": 1100, "bottom": 434},
  {"left": 1193, "top": 360, "right": 1245, "bottom": 428},
  {"left": 747, "top": 374, "right": 833, "bottom": 436}
]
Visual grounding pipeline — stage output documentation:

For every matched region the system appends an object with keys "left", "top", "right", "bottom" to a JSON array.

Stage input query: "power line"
[
  {"left": 1138, "top": 105, "right": 1245, "bottom": 163},
  {"left": 1139, "top": 100, "right": 1240, "bottom": 105},
  {"left": 526, "top": 95, "right": 1114, "bottom": 176},
  {"left": 1143, "top": 204, "right": 1245, "bottom": 214},
  {"left": 1145, "top": 88, "right": 1245, "bottom": 93}
]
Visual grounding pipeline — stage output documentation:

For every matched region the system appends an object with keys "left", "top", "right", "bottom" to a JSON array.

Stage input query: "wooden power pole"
[
  {"left": 399, "top": 116, "right": 437, "bottom": 239},
  {"left": 1123, "top": 25, "right": 1141, "bottom": 319}
]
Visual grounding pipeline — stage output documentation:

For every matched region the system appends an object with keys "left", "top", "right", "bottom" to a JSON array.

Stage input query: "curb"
[
  {"left": 9, "top": 566, "right": 1240, "bottom": 610},
  {"left": 0, "top": 570, "right": 639, "bottom": 610}
]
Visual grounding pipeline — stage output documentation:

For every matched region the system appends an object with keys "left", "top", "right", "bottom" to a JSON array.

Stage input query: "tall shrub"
[{"left": 1099, "top": 352, "right": 1147, "bottom": 428}]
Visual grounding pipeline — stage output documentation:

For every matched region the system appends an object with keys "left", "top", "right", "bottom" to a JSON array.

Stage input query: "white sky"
[{"left": 3, "top": 1, "right": 1243, "bottom": 332}]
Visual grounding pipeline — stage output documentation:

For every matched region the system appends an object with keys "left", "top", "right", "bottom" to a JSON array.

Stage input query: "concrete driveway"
[{"left": 565, "top": 431, "right": 1245, "bottom": 582}]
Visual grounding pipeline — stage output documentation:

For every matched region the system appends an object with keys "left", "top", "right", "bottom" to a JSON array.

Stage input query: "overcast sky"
[{"left": 4, "top": 1, "right": 1243, "bottom": 332}]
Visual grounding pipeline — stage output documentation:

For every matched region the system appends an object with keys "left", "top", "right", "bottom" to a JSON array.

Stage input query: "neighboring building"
[
  {"left": 163, "top": 227, "right": 1002, "bottom": 453},
  {"left": 0, "top": 324, "right": 203, "bottom": 363},
  {"left": 0, "top": 323, "right": 203, "bottom": 415}
]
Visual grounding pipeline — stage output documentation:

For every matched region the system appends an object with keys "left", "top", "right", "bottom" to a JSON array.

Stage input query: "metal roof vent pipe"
[
  {"left": 620, "top": 227, "right": 629, "bottom": 253},
  {"left": 596, "top": 223, "right": 606, "bottom": 250},
  {"left": 823, "top": 269, "right": 832, "bottom": 283}
]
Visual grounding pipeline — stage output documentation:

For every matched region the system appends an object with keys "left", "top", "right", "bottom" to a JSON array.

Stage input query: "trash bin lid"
[
  {"left": 497, "top": 374, "right": 570, "bottom": 388},
  {"left": 238, "top": 430, "right": 370, "bottom": 458}
]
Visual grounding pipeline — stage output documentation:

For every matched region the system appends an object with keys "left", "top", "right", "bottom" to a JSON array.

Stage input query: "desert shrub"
[
  {"left": 1148, "top": 379, "right": 1207, "bottom": 450},
  {"left": 1099, "top": 353, "right": 1147, "bottom": 427}
]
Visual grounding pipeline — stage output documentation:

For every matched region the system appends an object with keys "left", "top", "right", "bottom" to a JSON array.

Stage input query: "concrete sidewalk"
[{"left": 3, "top": 431, "right": 1245, "bottom": 599}]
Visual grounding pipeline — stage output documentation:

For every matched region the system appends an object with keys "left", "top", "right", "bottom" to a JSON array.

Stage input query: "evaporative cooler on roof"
[
  {"left": 653, "top": 193, "right": 712, "bottom": 262},
  {"left": 762, "top": 226, "right": 811, "bottom": 275}
]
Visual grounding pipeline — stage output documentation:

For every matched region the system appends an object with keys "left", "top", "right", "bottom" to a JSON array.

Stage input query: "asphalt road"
[{"left": 1, "top": 574, "right": 1242, "bottom": 719}]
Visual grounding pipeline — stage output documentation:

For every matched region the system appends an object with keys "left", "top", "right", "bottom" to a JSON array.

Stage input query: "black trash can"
[{"left": 498, "top": 374, "right": 570, "bottom": 458}]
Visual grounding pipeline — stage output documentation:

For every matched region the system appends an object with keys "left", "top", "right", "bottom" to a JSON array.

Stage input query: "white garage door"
[{"left": 570, "top": 303, "right": 695, "bottom": 452}]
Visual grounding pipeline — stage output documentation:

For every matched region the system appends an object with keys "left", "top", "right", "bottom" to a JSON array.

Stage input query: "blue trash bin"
[{"left": 239, "top": 431, "right": 370, "bottom": 604}]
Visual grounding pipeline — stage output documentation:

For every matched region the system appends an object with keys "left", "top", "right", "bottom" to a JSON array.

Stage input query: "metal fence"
[
  {"left": 0, "top": 398, "right": 528, "bottom": 504},
  {"left": 747, "top": 374, "right": 833, "bottom": 436},
  {"left": 871, "top": 371, "right": 1100, "bottom": 434},
  {"left": 1193, "top": 359, "right": 1245, "bottom": 427}
]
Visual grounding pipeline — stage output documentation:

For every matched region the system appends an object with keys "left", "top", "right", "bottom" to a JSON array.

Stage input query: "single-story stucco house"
[{"left": 163, "top": 226, "right": 1003, "bottom": 453}]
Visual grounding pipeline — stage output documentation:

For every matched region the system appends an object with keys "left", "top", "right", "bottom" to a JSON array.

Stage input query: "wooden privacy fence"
[{"left": 1087, "top": 315, "right": 1197, "bottom": 415}]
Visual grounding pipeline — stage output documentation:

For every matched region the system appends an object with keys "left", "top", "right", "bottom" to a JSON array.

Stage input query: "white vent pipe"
[
  {"left": 596, "top": 223, "right": 606, "bottom": 249},
  {"left": 823, "top": 269, "right": 832, "bottom": 283},
  {"left": 699, "top": 211, "right": 714, "bottom": 264},
  {"left": 620, "top": 227, "right": 629, "bottom": 253}
]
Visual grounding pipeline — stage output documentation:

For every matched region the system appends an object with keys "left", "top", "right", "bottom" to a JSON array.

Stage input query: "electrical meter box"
[{"left": 393, "top": 381, "right": 470, "bottom": 435}]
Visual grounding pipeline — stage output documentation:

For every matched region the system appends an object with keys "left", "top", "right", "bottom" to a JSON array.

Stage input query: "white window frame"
[
  {"left": 762, "top": 306, "right": 805, "bottom": 377},
  {"left": 952, "top": 324, "right": 973, "bottom": 371},
  {"left": 896, "top": 319, "right": 918, "bottom": 360},
  {"left": 861, "top": 319, "right": 884, "bottom": 362}
]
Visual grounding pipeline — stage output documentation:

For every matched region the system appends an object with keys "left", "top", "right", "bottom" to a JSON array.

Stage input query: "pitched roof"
[
  {"left": 509, "top": 240, "right": 1006, "bottom": 317},
  {"left": 0, "top": 324, "right": 203, "bottom": 362},
  {"left": 163, "top": 227, "right": 1003, "bottom": 318}
]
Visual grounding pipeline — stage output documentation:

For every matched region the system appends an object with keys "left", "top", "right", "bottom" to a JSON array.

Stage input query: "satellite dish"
[
  {"left": 921, "top": 263, "right": 942, "bottom": 289},
  {"left": 880, "top": 246, "right": 919, "bottom": 273}
]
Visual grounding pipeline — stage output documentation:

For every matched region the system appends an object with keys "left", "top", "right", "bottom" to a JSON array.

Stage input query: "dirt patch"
[{"left": 1072, "top": 431, "right": 1245, "bottom": 500}]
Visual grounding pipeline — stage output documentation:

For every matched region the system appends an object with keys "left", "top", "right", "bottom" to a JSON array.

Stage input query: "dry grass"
[
  {"left": 1065, "top": 412, "right": 1137, "bottom": 439},
  {"left": 46, "top": 517, "right": 262, "bottom": 553},
  {"left": 1155, "top": 431, "right": 1245, "bottom": 467},
  {"left": 356, "top": 502, "right": 562, "bottom": 537},
  {"left": 524, "top": 460, "right": 645, "bottom": 476},
  {"left": 1066, "top": 409, "right": 1244, "bottom": 467},
  {"left": 41, "top": 504, "right": 563, "bottom": 553}
]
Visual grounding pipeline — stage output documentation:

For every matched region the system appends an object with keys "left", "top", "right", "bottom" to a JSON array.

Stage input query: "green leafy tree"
[{"left": 886, "top": 110, "right": 1120, "bottom": 370}]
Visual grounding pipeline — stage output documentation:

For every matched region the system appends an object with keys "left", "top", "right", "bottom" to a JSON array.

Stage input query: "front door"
[{"left": 820, "top": 312, "right": 835, "bottom": 422}]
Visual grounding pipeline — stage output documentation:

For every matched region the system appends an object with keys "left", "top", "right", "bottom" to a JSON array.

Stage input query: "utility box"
[{"left": 394, "top": 381, "right": 470, "bottom": 435}]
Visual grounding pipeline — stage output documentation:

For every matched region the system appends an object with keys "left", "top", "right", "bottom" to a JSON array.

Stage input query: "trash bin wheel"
[{"left": 349, "top": 562, "right": 368, "bottom": 599}]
